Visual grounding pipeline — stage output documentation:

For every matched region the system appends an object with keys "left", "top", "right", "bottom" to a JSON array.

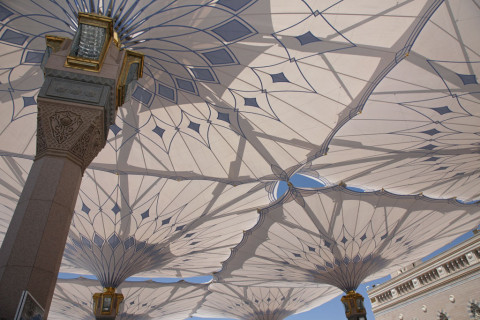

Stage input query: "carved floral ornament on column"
[
  {"left": 50, "top": 111, "right": 83, "bottom": 144},
  {"left": 36, "top": 100, "right": 105, "bottom": 171}
]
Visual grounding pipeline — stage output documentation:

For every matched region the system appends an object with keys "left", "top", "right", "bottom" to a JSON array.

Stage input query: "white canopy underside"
[
  {"left": 49, "top": 278, "right": 208, "bottom": 320},
  {"left": 0, "top": 0, "right": 479, "bottom": 313}
]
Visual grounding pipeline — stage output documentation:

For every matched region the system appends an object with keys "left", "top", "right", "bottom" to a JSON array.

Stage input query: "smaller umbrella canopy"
[
  {"left": 195, "top": 282, "right": 341, "bottom": 320},
  {"left": 218, "top": 185, "right": 480, "bottom": 292},
  {"left": 60, "top": 169, "right": 270, "bottom": 287},
  {"left": 49, "top": 277, "right": 208, "bottom": 320}
]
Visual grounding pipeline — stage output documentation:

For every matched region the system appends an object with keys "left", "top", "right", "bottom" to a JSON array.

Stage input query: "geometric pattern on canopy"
[
  {"left": 195, "top": 282, "right": 341, "bottom": 320},
  {"left": 217, "top": 186, "right": 480, "bottom": 292},
  {"left": 0, "top": 0, "right": 450, "bottom": 183},
  {"left": 49, "top": 278, "right": 208, "bottom": 320},
  {"left": 308, "top": 0, "right": 480, "bottom": 201},
  {"left": 60, "top": 169, "right": 269, "bottom": 287}
]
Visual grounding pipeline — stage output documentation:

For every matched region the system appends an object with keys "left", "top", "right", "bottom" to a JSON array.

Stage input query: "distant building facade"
[{"left": 368, "top": 230, "right": 480, "bottom": 320}]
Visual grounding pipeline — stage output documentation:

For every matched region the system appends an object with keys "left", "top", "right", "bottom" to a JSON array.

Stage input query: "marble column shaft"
[{"left": 0, "top": 98, "right": 106, "bottom": 319}]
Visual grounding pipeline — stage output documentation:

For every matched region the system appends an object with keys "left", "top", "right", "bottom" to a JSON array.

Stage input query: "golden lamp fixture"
[
  {"left": 92, "top": 287, "right": 124, "bottom": 319},
  {"left": 341, "top": 290, "right": 367, "bottom": 320},
  {"left": 44, "top": 12, "right": 144, "bottom": 108}
]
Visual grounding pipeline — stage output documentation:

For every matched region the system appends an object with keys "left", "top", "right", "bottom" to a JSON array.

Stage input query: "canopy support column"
[{"left": 0, "top": 13, "right": 143, "bottom": 317}]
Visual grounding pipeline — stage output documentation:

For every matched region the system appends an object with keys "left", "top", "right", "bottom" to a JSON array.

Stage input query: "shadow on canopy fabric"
[
  {"left": 49, "top": 277, "right": 208, "bottom": 320},
  {"left": 195, "top": 282, "right": 341, "bottom": 320},
  {"left": 0, "top": 0, "right": 451, "bottom": 184},
  {"left": 217, "top": 185, "right": 480, "bottom": 293},
  {"left": 308, "top": 0, "right": 480, "bottom": 202}
]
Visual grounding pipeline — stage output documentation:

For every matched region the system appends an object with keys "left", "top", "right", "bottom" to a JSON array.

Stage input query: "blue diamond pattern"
[
  {"left": 81, "top": 203, "right": 90, "bottom": 214},
  {"left": 1, "top": 29, "right": 28, "bottom": 45},
  {"left": 433, "top": 106, "right": 452, "bottom": 115},
  {"left": 22, "top": 96, "right": 36, "bottom": 108},
  {"left": 435, "top": 166, "right": 448, "bottom": 171},
  {"left": 0, "top": 4, "right": 13, "bottom": 21},
  {"left": 380, "top": 233, "right": 388, "bottom": 240},
  {"left": 244, "top": 97, "right": 259, "bottom": 108},
  {"left": 25, "top": 51, "right": 44, "bottom": 63},
  {"left": 188, "top": 121, "right": 200, "bottom": 133},
  {"left": 112, "top": 203, "right": 120, "bottom": 215},
  {"left": 124, "top": 237, "right": 135, "bottom": 249},
  {"left": 141, "top": 210, "right": 149, "bottom": 220},
  {"left": 296, "top": 31, "right": 322, "bottom": 45},
  {"left": 212, "top": 19, "right": 253, "bottom": 42},
  {"left": 420, "top": 144, "right": 437, "bottom": 150},
  {"left": 341, "top": 236, "right": 348, "bottom": 244},
  {"left": 93, "top": 233, "right": 104, "bottom": 248},
  {"left": 176, "top": 78, "right": 195, "bottom": 92},
  {"left": 217, "top": 112, "right": 230, "bottom": 123},
  {"left": 360, "top": 233, "right": 367, "bottom": 241},
  {"left": 161, "top": 217, "right": 171, "bottom": 225},
  {"left": 108, "top": 234, "right": 120, "bottom": 249},
  {"left": 271, "top": 72, "right": 289, "bottom": 83},
  {"left": 191, "top": 68, "right": 215, "bottom": 81},
  {"left": 457, "top": 73, "right": 477, "bottom": 85},
  {"left": 422, "top": 128, "right": 440, "bottom": 136},
  {"left": 425, "top": 157, "right": 440, "bottom": 162},
  {"left": 158, "top": 84, "right": 175, "bottom": 101},
  {"left": 308, "top": 246, "right": 315, "bottom": 252},
  {"left": 110, "top": 124, "right": 121, "bottom": 136},
  {"left": 293, "top": 253, "right": 301, "bottom": 257},
  {"left": 153, "top": 126, "right": 165, "bottom": 138},
  {"left": 175, "top": 225, "right": 185, "bottom": 231},
  {"left": 202, "top": 48, "right": 235, "bottom": 65},
  {"left": 132, "top": 87, "right": 152, "bottom": 104}
]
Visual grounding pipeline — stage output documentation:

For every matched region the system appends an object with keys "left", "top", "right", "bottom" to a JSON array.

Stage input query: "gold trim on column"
[
  {"left": 116, "top": 50, "right": 144, "bottom": 107},
  {"left": 45, "top": 35, "right": 68, "bottom": 52}
]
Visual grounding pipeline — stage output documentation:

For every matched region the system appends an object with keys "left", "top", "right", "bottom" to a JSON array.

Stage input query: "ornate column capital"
[{"left": 36, "top": 97, "right": 105, "bottom": 171}]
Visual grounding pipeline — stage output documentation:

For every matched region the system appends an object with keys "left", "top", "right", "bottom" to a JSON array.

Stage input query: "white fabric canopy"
[
  {"left": 49, "top": 278, "right": 208, "bottom": 320},
  {"left": 0, "top": 0, "right": 479, "bottom": 316},
  {"left": 195, "top": 282, "right": 341, "bottom": 320},
  {"left": 218, "top": 186, "right": 480, "bottom": 292},
  {"left": 0, "top": 0, "right": 448, "bottom": 182},
  {"left": 59, "top": 169, "right": 268, "bottom": 286},
  {"left": 309, "top": 0, "right": 480, "bottom": 201}
]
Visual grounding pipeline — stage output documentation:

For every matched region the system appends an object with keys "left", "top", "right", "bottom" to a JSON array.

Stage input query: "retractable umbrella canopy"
[
  {"left": 309, "top": 0, "right": 480, "bottom": 201},
  {"left": 59, "top": 169, "right": 269, "bottom": 286},
  {"left": 1, "top": 0, "right": 480, "bottom": 317},
  {"left": 49, "top": 277, "right": 208, "bottom": 320},
  {"left": 0, "top": 0, "right": 449, "bottom": 183},
  {"left": 218, "top": 185, "right": 480, "bottom": 292},
  {"left": 195, "top": 282, "right": 341, "bottom": 320}
]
